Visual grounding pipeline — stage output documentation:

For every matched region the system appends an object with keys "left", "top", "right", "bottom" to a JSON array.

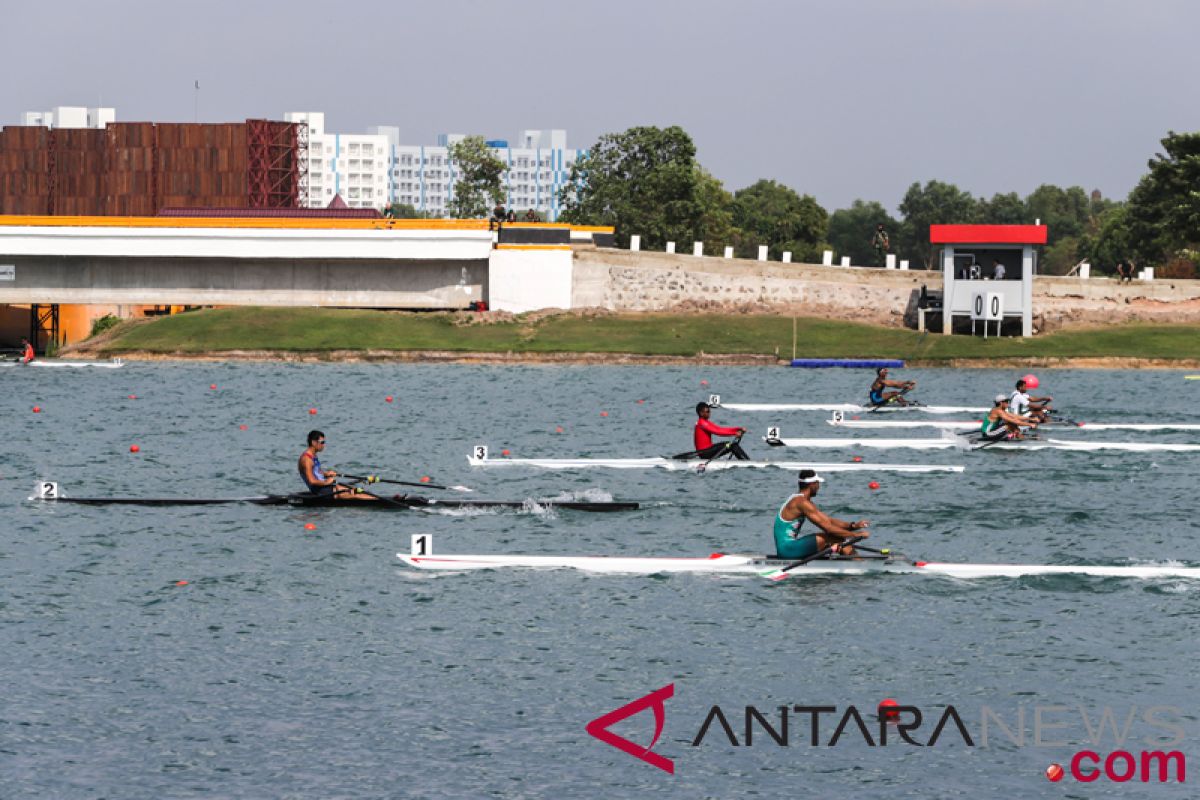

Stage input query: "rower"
[
  {"left": 298, "top": 430, "right": 376, "bottom": 500},
  {"left": 19, "top": 337, "right": 34, "bottom": 365},
  {"left": 869, "top": 368, "right": 915, "bottom": 407},
  {"left": 1008, "top": 379, "right": 1053, "bottom": 424},
  {"left": 774, "top": 469, "right": 869, "bottom": 559},
  {"left": 981, "top": 394, "right": 1036, "bottom": 440},
  {"left": 689, "top": 401, "right": 749, "bottom": 460}
]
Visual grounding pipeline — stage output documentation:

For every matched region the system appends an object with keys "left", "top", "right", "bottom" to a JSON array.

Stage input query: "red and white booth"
[{"left": 931, "top": 224, "right": 1047, "bottom": 337}]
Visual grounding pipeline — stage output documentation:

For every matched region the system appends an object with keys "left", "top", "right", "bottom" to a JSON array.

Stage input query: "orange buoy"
[
  {"left": 878, "top": 698, "right": 900, "bottom": 720},
  {"left": 130, "top": 444, "right": 140, "bottom": 453},
  {"left": 501, "top": 449, "right": 511, "bottom": 456},
  {"left": 852, "top": 456, "right": 863, "bottom": 463},
  {"left": 304, "top": 522, "right": 316, "bottom": 531},
  {"left": 868, "top": 481, "right": 880, "bottom": 490},
  {"left": 175, "top": 580, "right": 189, "bottom": 587},
  {"left": 600, "top": 411, "right": 609, "bottom": 417},
  {"left": 308, "top": 408, "right": 317, "bottom": 415},
  {"left": 420, "top": 476, "right": 431, "bottom": 483}
]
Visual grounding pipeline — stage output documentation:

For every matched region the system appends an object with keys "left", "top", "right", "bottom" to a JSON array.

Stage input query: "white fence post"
[
  {"left": 900, "top": 260, "right": 909, "bottom": 271},
  {"left": 757, "top": 245, "right": 768, "bottom": 261},
  {"left": 723, "top": 246, "right": 734, "bottom": 258},
  {"left": 840, "top": 256, "right": 851, "bottom": 267},
  {"left": 822, "top": 250, "right": 834, "bottom": 266},
  {"left": 629, "top": 235, "right": 640, "bottom": 252},
  {"left": 693, "top": 241, "right": 704, "bottom": 257},
  {"left": 666, "top": 241, "right": 675, "bottom": 254},
  {"left": 782, "top": 251, "right": 792, "bottom": 263},
  {"left": 886, "top": 254, "right": 897, "bottom": 269}
]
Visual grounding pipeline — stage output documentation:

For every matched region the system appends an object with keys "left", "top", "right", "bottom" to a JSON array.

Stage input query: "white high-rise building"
[
  {"left": 289, "top": 112, "right": 584, "bottom": 219},
  {"left": 21, "top": 106, "right": 116, "bottom": 129},
  {"left": 286, "top": 112, "right": 390, "bottom": 210}
]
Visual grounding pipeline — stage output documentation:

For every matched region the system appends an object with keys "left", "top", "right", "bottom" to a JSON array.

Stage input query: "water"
[{"left": 3, "top": 364, "right": 1198, "bottom": 798}]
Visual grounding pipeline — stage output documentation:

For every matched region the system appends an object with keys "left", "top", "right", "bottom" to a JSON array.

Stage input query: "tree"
[
  {"left": 692, "top": 168, "right": 737, "bottom": 255},
  {"left": 730, "top": 179, "right": 827, "bottom": 261},
  {"left": 384, "top": 202, "right": 433, "bottom": 219},
  {"left": 827, "top": 200, "right": 899, "bottom": 266},
  {"left": 558, "top": 126, "right": 701, "bottom": 248},
  {"left": 1085, "top": 204, "right": 1133, "bottom": 274},
  {"left": 897, "top": 181, "right": 977, "bottom": 268},
  {"left": 1124, "top": 131, "right": 1200, "bottom": 264},
  {"left": 447, "top": 136, "right": 506, "bottom": 219},
  {"left": 977, "top": 192, "right": 1027, "bottom": 225},
  {"left": 1024, "top": 184, "right": 1093, "bottom": 244}
]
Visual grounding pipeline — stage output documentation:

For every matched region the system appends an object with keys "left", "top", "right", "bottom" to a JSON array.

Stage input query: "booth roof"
[{"left": 930, "top": 224, "right": 1048, "bottom": 245}]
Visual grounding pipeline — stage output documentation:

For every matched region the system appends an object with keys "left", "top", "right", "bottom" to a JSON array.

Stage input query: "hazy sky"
[{"left": 5, "top": 0, "right": 1198, "bottom": 212}]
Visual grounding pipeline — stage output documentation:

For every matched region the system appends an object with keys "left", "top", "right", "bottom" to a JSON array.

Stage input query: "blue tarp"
[{"left": 790, "top": 359, "right": 905, "bottom": 369}]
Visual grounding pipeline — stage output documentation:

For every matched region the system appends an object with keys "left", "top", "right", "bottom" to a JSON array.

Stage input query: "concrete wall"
[
  {"left": 572, "top": 249, "right": 937, "bottom": 323},
  {"left": 0, "top": 256, "right": 486, "bottom": 308},
  {"left": 489, "top": 248, "right": 573, "bottom": 313}
]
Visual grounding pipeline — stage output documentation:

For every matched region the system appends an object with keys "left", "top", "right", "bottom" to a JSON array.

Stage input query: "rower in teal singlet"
[
  {"left": 773, "top": 470, "right": 869, "bottom": 559},
  {"left": 774, "top": 494, "right": 821, "bottom": 559}
]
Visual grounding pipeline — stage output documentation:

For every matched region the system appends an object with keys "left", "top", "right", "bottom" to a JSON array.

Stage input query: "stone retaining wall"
[{"left": 573, "top": 248, "right": 1200, "bottom": 330}]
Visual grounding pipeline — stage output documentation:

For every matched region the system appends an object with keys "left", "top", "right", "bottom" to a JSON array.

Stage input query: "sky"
[{"left": 5, "top": 0, "right": 1198, "bottom": 213}]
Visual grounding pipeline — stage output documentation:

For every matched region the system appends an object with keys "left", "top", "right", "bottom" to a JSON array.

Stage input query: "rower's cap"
[
  {"left": 797, "top": 469, "right": 825, "bottom": 485},
  {"left": 994, "top": 393, "right": 1008, "bottom": 404}
]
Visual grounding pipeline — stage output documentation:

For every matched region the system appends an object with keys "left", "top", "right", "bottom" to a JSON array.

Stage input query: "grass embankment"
[{"left": 88, "top": 307, "right": 1200, "bottom": 363}]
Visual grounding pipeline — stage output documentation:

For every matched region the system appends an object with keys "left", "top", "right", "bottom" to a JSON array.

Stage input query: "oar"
[
  {"left": 762, "top": 535, "right": 865, "bottom": 582},
  {"left": 339, "top": 474, "right": 474, "bottom": 493},
  {"left": 696, "top": 434, "right": 743, "bottom": 473}
]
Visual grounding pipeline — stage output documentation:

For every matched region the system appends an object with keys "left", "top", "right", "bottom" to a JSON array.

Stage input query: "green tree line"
[{"left": 555, "top": 127, "right": 1200, "bottom": 279}]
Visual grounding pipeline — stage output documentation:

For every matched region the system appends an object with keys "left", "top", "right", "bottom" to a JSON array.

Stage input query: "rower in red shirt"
[
  {"left": 681, "top": 401, "right": 749, "bottom": 460},
  {"left": 19, "top": 338, "right": 35, "bottom": 365}
]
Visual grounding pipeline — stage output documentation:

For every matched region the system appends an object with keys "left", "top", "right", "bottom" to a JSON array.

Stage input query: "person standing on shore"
[{"left": 871, "top": 224, "right": 890, "bottom": 267}]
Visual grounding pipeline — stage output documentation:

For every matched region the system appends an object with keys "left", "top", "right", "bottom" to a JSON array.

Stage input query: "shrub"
[
  {"left": 1158, "top": 256, "right": 1197, "bottom": 280},
  {"left": 89, "top": 314, "right": 122, "bottom": 338}
]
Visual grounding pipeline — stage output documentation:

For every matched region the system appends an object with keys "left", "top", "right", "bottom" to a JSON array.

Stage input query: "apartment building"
[{"left": 292, "top": 113, "right": 583, "bottom": 219}]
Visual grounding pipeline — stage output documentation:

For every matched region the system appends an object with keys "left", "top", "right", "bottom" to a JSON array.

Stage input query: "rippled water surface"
[{"left": 3, "top": 363, "right": 1199, "bottom": 798}]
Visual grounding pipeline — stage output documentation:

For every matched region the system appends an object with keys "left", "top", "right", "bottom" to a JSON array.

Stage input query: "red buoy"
[
  {"left": 32, "top": 406, "right": 42, "bottom": 413},
  {"left": 385, "top": 396, "right": 394, "bottom": 403},
  {"left": 868, "top": 481, "right": 880, "bottom": 490},
  {"left": 308, "top": 408, "right": 317, "bottom": 415},
  {"left": 130, "top": 444, "right": 140, "bottom": 453}
]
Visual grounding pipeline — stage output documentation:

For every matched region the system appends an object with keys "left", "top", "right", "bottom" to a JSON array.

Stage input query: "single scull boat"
[
  {"left": 33, "top": 484, "right": 638, "bottom": 512},
  {"left": 396, "top": 552, "right": 1200, "bottom": 580},
  {"left": 0, "top": 358, "right": 124, "bottom": 369},
  {"left": 826, "top": 417, "right": 1200, "bottom": 432},
  {"left": 466, "top": 452, "right": 964, "bottom": 473},
  {"left": 763, "top": 435, "right": 1200, "bottom": 453}
]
